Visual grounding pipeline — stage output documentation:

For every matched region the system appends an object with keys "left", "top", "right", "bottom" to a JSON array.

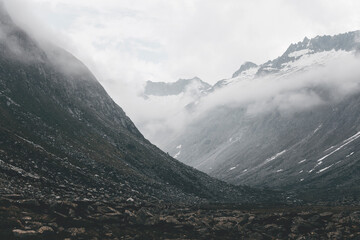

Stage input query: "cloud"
[
  {"left": 4, "top": 0, "right": 360, "bottom": 83},
  {"left": 139, "top": 52, "right": 360, "bottom": 146},
  {"left": 197, "top": 53, "right": 360, "bottom": 116},
  {"left": 2, "top": 0, "right": 360, "bottom": 145}
]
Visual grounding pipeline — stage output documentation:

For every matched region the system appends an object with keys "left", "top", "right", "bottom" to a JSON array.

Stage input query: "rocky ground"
[{"left": 0, "top": 195, "right": 359, "bottom": 239}]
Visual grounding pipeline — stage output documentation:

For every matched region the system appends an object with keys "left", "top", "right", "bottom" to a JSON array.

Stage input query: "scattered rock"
[
  {"left": 67, "top": 227, "right": 86, "bottom": 236},
  {"left": 320, "top": 212, "right": 333, "bottom": 218},
  {"left": 160, "top": 216, "right": 180, "bottom": 225},
  {"left": 3, "top": 197, "right": 360, "bottom": 239},
  {"left": 12, "top": 229, "right": 37, "bottom": 238},
  {"left": 37, "top": 226, "right": 54, "bottom": 234}
]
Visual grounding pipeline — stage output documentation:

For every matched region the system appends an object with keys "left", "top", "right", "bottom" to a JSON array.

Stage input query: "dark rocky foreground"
[{"left": 0, "top": 195, "right": 359, "bottom": 240}]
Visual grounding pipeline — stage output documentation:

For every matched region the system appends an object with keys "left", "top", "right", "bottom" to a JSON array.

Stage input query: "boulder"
[{"left": 12, "top": 229, "right": 37, "bottom": 238}]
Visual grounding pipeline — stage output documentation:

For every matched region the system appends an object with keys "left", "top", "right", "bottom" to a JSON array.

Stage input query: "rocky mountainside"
[
  {"left": 157, "top": 31, "right": 360, "bottom": 202},
  {"left": 0, "top": 2, "right": 279, "bottom": 206}
]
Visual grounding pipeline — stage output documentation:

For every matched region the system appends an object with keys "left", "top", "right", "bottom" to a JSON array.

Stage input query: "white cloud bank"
[
  {"left": 139, "top": 51, "right": 360, "bottom": 146},
  {"left": 2, "top": 0, "right": 360, "bottom": 145},
  {"left": 198, "top": 53, "right": 360, "bottom": 116}
]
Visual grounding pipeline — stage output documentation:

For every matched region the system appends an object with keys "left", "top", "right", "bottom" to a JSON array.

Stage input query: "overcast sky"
[
  {"left": 5, "top": 0, "right": 360, "bottom": 85},
  {"left": 2, "top": 0, "right": 360, "bottom": 144}
]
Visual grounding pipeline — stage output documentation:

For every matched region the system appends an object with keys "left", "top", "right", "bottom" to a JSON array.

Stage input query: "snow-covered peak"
[
  {"left": 257, "top": 31, "right": 360, "bottom": 76},
  {"left": 232, "top": 61, "right": 258, "bottom": 78},
  {"left": 209, "top": 31, "right": 360, "bottom": 92},
  {"left": 212, "top": 65, "right": 259, "bottom": 90}
]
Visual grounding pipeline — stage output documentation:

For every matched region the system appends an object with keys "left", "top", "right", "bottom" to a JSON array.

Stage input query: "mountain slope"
[
  {"left": 0, "top": 3, "right": 275, "bottom": 204},
  {"left": 158, "top": 31, "right": 360, "bottom": 201}
]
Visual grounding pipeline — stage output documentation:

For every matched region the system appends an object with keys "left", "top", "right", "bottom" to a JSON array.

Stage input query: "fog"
[
  {"left": 199, "top": 55, "right": 360, "bottom": 116},
  {"left": 1, "top": 0, "right": 360, "bottom": 147},
  {"left": 139, "top": 51, "right": 360, "bottom": 146}
]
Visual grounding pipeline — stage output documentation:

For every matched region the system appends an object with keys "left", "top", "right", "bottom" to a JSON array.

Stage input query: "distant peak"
[
  {"left": 254, "top": 30, "right": 360, "bottom": 76},
  {"left": 284, "top": 31, "right": 360, "bottom": 57},
  {"left": 144, "top": 77, "right": 211, "bottom": 96},
  {"left": 242, "top": 61, "right": 258, "bottom": 68},
  {"left": 232, "top": 61, "right": 258, "bottom": 78}
]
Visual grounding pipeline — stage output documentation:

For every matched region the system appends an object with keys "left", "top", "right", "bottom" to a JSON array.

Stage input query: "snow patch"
[
  {"left": 262, "top": 66, "right": 278, "bottom": 72},
  {"left": 313, "top": 124, "right": 322, "bottom": 134},
  {"left": 317, "top": 164, "right": 334, "bottom": 173},
  {"left": 229, "top": 66, "right": 259, "bottom": 85},
  {"left": 264, "top": 150, "right": 287, "bottom": 164},
  {"left": 324, "top": 146, "right": 335, "bottom": 152},
  {"left": 309, "top": 161, "right": 323, "bottom": 173},
  {"left": 242, "top": 169, "right": 248, "bottom": 173},
  {"left": 229, "top": 136, "right": 241, "bottom": 143},
  {"left": 346, "top": 152, "right": 354, "bottom": 158},
  {"left": 298, "top": 159, "right": 306, "bottom": 164},
  {"left": 229, "top": 167, "right": 236, "bottom": 171},
  {"left": 173, "top": 150, "right": 181, "bottom": 158},
  {"left": 318, "top": 132, "right": 360, "bottom": 163},
  {"left": 176, "top": 144, "right": 182, "bottom": 149},
  {"left": 288, "top": 49, "right": 311, "bottom": 58},
  {"left": 281, "top": 50, "right": 351, "bottom": 77},
  {"left": 276, "top": 169, "right": 283, "bottom": 173},
  {"left": 299, "top": 170, "right": 303, "bottom": 173}
]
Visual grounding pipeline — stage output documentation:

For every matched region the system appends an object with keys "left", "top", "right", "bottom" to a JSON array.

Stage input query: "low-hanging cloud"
[
  {"left": 2, "top": 0, "right": 360, "bottom": 147},
  {"left": 198, "top": 53, "right": 360, "bottom": 116},
  {"left": 138, "top": 51, "right": 360, "bottom": 146}
]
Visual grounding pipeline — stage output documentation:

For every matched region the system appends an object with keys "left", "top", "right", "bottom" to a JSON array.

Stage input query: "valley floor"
[{"left": 0, "top": 195, "right": 359, "bottom": 239}]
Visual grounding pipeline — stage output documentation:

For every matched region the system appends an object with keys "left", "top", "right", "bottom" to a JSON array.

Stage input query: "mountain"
[
  {"left": 0, "top": 3, "right": 276, "bottom": 204},
  {"left": 144, "top": 77, "right": 211, "bottom": 97},
  {"left": 256, "top": 32, "right": 360, "bottom": 76},
  {"left": 211, "top": 62, "right": 259, "bottom": 91},
  {"left": 232, "top": 61, "right": 258, "bottom": 78},
  {"left": 156, "top": 30, "right": 360, "bottom": 202},
  {"left": 210, "top": 31, "right": 360, "bottom": 92},
  {"left": 2, "top": 4, "right": 360, "bottom": 239}
]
